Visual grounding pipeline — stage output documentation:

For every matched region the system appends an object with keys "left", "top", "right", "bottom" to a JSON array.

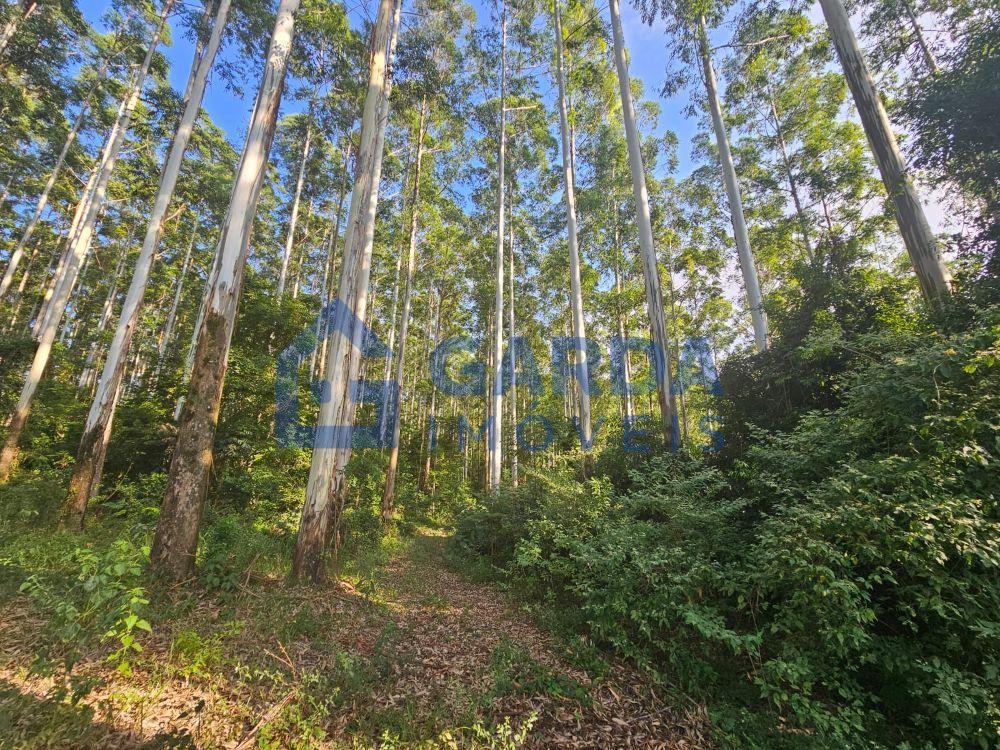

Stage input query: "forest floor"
[{"left": 0, "top": 526, "right": 710, "bottom": 749}]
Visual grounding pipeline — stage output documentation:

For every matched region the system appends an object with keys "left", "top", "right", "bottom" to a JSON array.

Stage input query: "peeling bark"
[
  {"left": 150, "top": 0, "right": 299, "bottom": 579},
  {"left": 293, "top": 0, "right": 402, "bottom": 582}
]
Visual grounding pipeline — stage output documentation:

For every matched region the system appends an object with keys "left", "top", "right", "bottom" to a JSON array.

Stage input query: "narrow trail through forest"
[
  {"left": 360, "top": 531, "right": 710, "bottom": 748},
  {"left": 0, "top": 529, "right": 710, "bottom": 749}
]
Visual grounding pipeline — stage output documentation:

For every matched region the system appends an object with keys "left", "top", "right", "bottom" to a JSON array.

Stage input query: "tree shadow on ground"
[{"left": 0, "top": 678, "right": 195, "bottom": 750}]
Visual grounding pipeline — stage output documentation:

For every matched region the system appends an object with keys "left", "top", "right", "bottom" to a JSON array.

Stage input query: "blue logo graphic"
[{"left": 276, "top": 300, "right": 724, "bottom": 453}]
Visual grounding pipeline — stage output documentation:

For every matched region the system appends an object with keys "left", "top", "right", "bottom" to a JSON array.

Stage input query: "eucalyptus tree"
[
  {"left": 0, "top": 45, "right": 111, "bottom": 301},
  {"left": 550, "top": 0, "right": 594, "bottom": 444},
  {"left": 150, "top": 0, "right": 302, "bottom": 580},
  {"left": 65, "top": 0, "right": 236, "bottom": 527},
  {"left": 608, "top": 0, "right": 677, "bottom": 441},
  {"left": 382, "top": 96, "right": 427, "bottom": 520},
  {"left": 292, "top": 0, "right": 403, "bottom": 582},
  {"left": 818, "top": 0, "right": 952, "bottom": 300},
  {"left": 382, "top": 0, "right": 472, "bottom": 518},
  {"left": 632, "top": 0, "right": 768, "bottom": 352},
  {"left": 0, "top": 0, "right": 173, "bottom": 481}
]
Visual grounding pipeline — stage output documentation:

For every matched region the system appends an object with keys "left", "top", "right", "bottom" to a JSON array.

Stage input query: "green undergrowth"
[{"left": 453, "top": 317, "right": 1000, "bottom": 749}]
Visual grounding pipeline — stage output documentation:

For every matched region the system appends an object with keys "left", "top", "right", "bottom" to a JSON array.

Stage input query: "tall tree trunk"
[
  {"left": 553, "top": 0, "right": 592, "bottom": 445},
  {"left": 613, "top": 253, "right": 633, "bottom": 422},
  {"left": 78, "top": 246, "right": 128, "bottom": 393},
  {"left": 65, "top": 0, "right": 232, "bottom": 528},
  {"left": 33, "top": 155, "right": 102, "bottom": 338},
  {"left": 507, "top": 220, "right": 517, "bottom": 488},
  {"left": 317, "top": 140, "right": 352, "bottom": 381},
  {"left": 149, "top": 0, "right": 299, "bottom": 579},
  {"left": 292, "top": 0, "right": 401, "bottom": 581},
  {"left": 767, "top": 90, "right": 813, "bottom": 259},
  {"left": 608, "top": 0, "right": 676, "bottom": 445},
  {"left": 698, "top": 16, "right": 768, "bottom": 352},
  {"left": 420, "top": 287, "right": 441, "bottom": 492},
  {"left": 156, "top": 218, "right": 199, "bottom": 376},
  {"left": 0, "top": 2, "right": 172, "bottom": 481},
  {"left": 0, "top": 74, "right": 102, "bottom": 300},
  {"left": 383, "top": 97, "right": 427, "bottom": 521},
  {"left": 378, "top": 247, "right": 403, "bottom": 444},
  {"left": 277, "top": 118, "right": 313, "bottom": 298},
  {"left": 0, "top": 0, "right": 38, "bottom": 57},
  {"left": 487, "top": 0, "right": 507, "bottom": 491},
  {"left": 901, "top": 0, "right": 939, "bottom": 74},
  {"left": 819, "top": 0, "right": 950, "bottom": 300}
]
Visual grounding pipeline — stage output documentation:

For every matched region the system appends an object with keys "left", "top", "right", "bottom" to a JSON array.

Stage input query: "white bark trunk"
[
  {"left": 553, "top": 0, "right": 592, "bottom": 445},
  {"left": 157, "top": 217, "right": 199, "bottom": 371},
  {"left": 0, "top": 1, "right": 172, "bottom": 481},
  {"left": 698, "top": 16, "right": 768, "bottom": 352},
  {"left": 819, "top": 0, "right": 951, "bottom": 300},
  {"left": 79, "top": 247, "right": 128, "bottom": 392},
  {"left": 487, "top": 0, "right": 507, "bottom": 490},
  {"left": 277, "top": 118, "right": 313, "bottom": 298},
  {"left": 901, "top": 0, "right": 939, "bottom": 74},
  {"left": 64, "top": 0, "right": 231, "bottom": 526},
  {"left": 293, "top": 0, "right": 402, "bottom": 581},
  {"left": 149, "top": 0, "right": 299, "bottom": 577},
  {"left": 383, "top": 97, "right": 426, "bottom": 519},
  {"left": 317, "top": 139, "right": 352, "bottom": 381},
  {"left": 0, "top": 0, "right": 37, "bottom": 57},
  {"left": 608, "top": 0, "right": 676, "bottom": 444},
  {"left": 507, "top": 218, "right": 517, "bottom": 487}
]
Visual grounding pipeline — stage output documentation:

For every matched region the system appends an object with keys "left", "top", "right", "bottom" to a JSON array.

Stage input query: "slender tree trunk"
[
  {"left": 292, "top": 0, "right": 401, "bottom": 581},
  {"left": 78, "top": 247, "right": 128, "bottom": 393},
  {"left": 290, "top": 198, "right": 314, "bottom": 299},
  {"left": 507, "top": 221, "right": 518, "bottom": 487},
  {"left": 378, "top": 248, "right": 403, "bottom": 444},
  {"left": 553, "top": 0, "right": 592, "bottom": 445},
  {"left": 383, "top": 97, "right": 427, "bottom": 521},
  {"left": 309, "top": 221, "right": 334, "bottom": 376},
  {"left": 149, "top": 0, "right": 298, "bottom": 579},
  {"left": 277, "top": 118, "right": 313, "bottom": 298},
  {"left": 767, "top": 90, "right": 813, "bottom": 259},
  {"left": 487, "top": 0, "right": 507, "bottom": 491},
  {"left": 901, "top": 0, "right": 939, "bottom": 74},
  {"left": 156, "top": 219, "right": 199, "bottom": 376},
  {"left": 0, "top": 3, "right": 172, "bottom": 481},
  {"left": 608, "top": 0, "right": 677, "bottom": 444},
  {"left": 317, "top": 140, "right": 352, "bottom": 381},
  {"left": 0, "top": 0, "right": 38, "bottom": 57},
  {"left": 1, "top": 75, "right": 101, "bottom": 300},
  {"left": 613, "top": 253, "right": 633, "bottom": 422},
  {"left": 33, "top": 157, "right": 101, "bottom": 338},
  {"left": 819, "top": 0, "right": 951, "bottom": 300},
  {"left": 698, "top": 16, "right": 768, "bottom": 352},
  {"left": 420, "top": 287, "right": 441, "bottom": 491},
  {"left": 65, "top": 0, "right": 232, "bottom": 528}
]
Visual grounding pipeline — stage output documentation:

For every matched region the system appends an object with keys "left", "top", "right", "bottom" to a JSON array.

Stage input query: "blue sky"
[{"left": 77, "top": 0, "right": 706, "bottom": 179}]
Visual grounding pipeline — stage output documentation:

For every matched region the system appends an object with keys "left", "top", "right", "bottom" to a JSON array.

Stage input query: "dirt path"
[
  {"left": 0, "top": 530, "right": 710, "bottom": 748},
  {"left": 354, "top": 530, "right": 710, "bottom": 748}
]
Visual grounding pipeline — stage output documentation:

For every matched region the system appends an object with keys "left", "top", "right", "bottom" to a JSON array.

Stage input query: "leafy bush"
[
  {"left": 454, "top": 318, "right": 1000, "bottom": 748},
  {"left": 19, "top": 536, "right": 152, "bottom": 675}
]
